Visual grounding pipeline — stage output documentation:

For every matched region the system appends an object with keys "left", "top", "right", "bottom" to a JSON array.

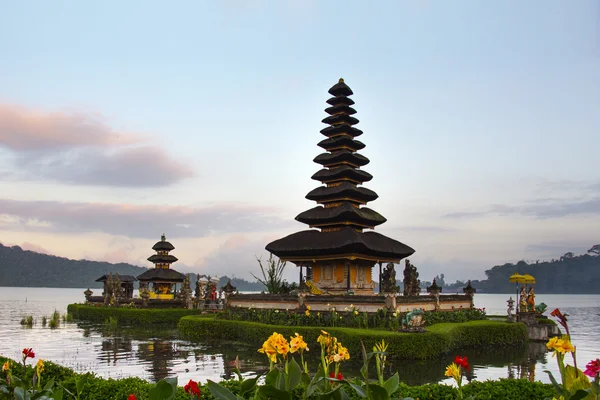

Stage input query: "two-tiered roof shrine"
[
  {"left": 266, "top": 79, "right": 415, "bottom": 295},
  {"left": 137, "top": 234, "right": 185, "bottom": 299}
]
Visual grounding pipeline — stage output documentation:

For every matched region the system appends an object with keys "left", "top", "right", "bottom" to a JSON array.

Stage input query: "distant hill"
[
  {"left": 0, "top": 243, "right": 266, "bottom": 291},
  {"left": 0, "top": 243, "right": 148, "bottom": 288},
  {"left": 426, "top": 246, "right": 600, "bottom": 294}
]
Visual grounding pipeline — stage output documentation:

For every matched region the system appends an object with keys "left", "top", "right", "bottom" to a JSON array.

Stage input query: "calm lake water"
[{"left": 1, "top": 287, "right": 599, "bottom": 386}]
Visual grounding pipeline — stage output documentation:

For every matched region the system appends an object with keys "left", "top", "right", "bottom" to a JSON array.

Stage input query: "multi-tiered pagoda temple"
[
  {"left": 266, "top": 79, "right": 415, "bottom": 295},
  {"left": 137, "top": 234, "right": 185, "bottom": 299}
]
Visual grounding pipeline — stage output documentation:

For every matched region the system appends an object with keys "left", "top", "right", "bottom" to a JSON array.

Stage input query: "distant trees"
[
  {"left": 588, "top": 244, "right": 600, "bottom": 256},
  {"left": 561, "top": 252, "right": 574, "bottom": 261}
]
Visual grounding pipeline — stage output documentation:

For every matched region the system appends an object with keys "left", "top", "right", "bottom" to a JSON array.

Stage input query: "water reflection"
[{"left": 1, "top": 289, "right": 599, "bottom": 385}]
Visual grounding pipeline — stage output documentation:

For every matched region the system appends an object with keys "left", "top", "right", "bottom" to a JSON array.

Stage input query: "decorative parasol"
[
  {"left": 522, "top": 274, "right": 536, "bottom": 284},
  {"left": 509, "top": 273, "right": 526, "bottom": 283}
]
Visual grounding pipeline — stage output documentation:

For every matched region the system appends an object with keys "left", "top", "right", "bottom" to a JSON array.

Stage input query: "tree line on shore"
[{"left": 1, "top": 242, "right": 599, "bottom": 293}]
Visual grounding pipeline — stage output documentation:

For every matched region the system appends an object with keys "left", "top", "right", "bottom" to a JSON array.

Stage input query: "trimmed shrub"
[
  {"left": 67, "top": 304, "right": 202, "bottom": 326},
  {"left": 178, "top": 317, "right": 527, "bottom": 360}
]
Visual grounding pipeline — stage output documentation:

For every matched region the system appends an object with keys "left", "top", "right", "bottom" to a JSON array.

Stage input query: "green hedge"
[
  {"left": 0, "top": 356, "right": 554, "bottom": 400},
  {"left": 178, "top": 317, "right": 527, "bottom": 360},
  {"left": 67, "top": 304, "right": 202, "bottom": 325}
]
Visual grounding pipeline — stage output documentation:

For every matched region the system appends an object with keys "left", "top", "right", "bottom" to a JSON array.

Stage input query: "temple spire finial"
[
  {"left": 161, "top": 233, "right": 166, "bottom": 241},
  {"left": 339, "top": 78, "right": 344, "bottom": 83}
]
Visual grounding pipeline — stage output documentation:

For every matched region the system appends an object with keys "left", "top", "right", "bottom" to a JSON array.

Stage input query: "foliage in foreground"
[{"left": 1, "top": 347, "right": 555, "bottom": 400}]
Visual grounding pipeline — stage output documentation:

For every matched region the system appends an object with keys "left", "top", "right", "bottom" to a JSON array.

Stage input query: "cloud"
[
  {"left": 198, "top": 233, "right": 294, "bottom": 281},
  {"left": 0, "top": 104, "right": 195, "bottom": 187},
  {"left": 14, "top": 145, "right": 195, "bottom": 187},
  {"left": 443, "top": 197, "right": 600, "bottom": 219},
  {"left": 0, "top": 198, "right": 293, "bottom": 239},
  {"left": 0, "top": 105, "right": 140, "bottom": 151},
  {"left": 19, "top": 242, "right": 53, "bottom": 255}
]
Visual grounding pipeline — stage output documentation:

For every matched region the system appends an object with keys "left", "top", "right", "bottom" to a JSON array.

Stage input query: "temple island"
[{"left": 223, "top": 79, "right": 476, "bottom": 318}]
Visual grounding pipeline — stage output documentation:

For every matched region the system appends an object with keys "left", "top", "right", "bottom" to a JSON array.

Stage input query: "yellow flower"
[
  {"left": 306, "top": 305, "right": 311, "bottom": 311},
  {"left": 354, "top": 310, "right": 359, "bottom": 316},
  {"left": 555, "top": 338, "right": 575, "bottom": 354},
  {"left": 290, "top": 333, "right": 309, "bottom": 353},
  {"left": 546, "top": 336, "right": 559, "bottom": 351},
  {"left": 36, "top": 359, "right": 44, "bottom": 374},
  {"left": 2, "top": 361, "right": 11, "bottom": 371},
  {"left": 374, "top": 340, "right": 388, "bottom": 354},
  {"left": 305, "top": 309, "right": 311, "bottom": 317},
  {"left": 317, "top": 331, "right": 331, "bottom": 346},
  {"left": 258, "top": 338, "right": 278, "bottom": 363},
  {"left": 444, "top": 362, "right": 461, "bottom": 381},
  {"left": 332, "top": 344, "right": 350, "bottom": 362}
]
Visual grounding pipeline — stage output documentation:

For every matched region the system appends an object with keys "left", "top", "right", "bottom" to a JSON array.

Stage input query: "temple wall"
[{"left": 227, "top": 293, "right": 473, "bottom": 313}]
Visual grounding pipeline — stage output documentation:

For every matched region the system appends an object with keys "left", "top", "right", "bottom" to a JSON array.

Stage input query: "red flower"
[
  {"left": 22, "top": 348, "right": 35, "bottom": 358},
  {"left": 184, "top": 379, "right": 201, "bottom": 396},
  {"left": 127, "top": 395, "right": 137, "bottom": 400},
  {"left": 584, "top": 359, "right": 600, "bottom": 378},
  {"left": 329, "top": 372, "right": 343, "bottom": 380},
  {"left": 550, "top": 308, "right": 570, "bottom": 332},
  {"left": 454, "top": 356, "right": 470, "bottom": 371}
]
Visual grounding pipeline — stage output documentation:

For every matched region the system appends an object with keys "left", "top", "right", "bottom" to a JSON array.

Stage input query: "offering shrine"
[
  {"left": 137, "top": 234, "right": 185, "bottom": 299},
  {"left": 266, "top": 79, "right": 415, "bottom": 295}
]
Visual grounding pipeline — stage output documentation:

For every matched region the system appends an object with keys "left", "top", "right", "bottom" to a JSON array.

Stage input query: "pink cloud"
[
  {"left": 0, "top": 104, "right": 141, "bottom": 151},
  {"left": 0, "top": 104, "right": 196, "bottom": 187},
  {"left": 19, "top": 241, "right": 53, "bottom": 255},
  {"left": 0, "top": 198, "right": 292, "bottom": 238}
]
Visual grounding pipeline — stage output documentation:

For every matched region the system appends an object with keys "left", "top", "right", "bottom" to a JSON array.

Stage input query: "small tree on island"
[
  {"left": 588, "top": 244, "right": 600, "bottom": 256},
  {"left": 252, "top": 253, "right": 288, "bottom": 294}
]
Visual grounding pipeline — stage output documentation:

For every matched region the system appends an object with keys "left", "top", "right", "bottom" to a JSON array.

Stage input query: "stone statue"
[
  {"left": 507, "top": 297, "right": 515, "bottom": 322},
  {"left": 179, "top": 274, "right": 193, "bottom": 309},
  {"left": 403, "top": 308, "right": 425, "bottom": 328},
  {"left": 535, "top": 302, "right": 547, "bottom": 316},
  {"left": 519, "top": 286, "right": 528, "bottom": 313},
  {"left": 527, "top": 286, "right": 535, "bottom": 312},
  {"left": 381, "top": 263, "right": 400, "bottom": 293},
  {"left": 402, "top": 259, "right": 421, "bottom": 296},
  {"left": 104, "top": 274, "right": 114, "bottom": 305}
]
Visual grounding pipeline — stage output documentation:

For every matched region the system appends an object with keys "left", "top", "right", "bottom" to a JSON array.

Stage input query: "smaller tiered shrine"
[{"left": 137, "top": 234, "right": 185, "bottom": 299}]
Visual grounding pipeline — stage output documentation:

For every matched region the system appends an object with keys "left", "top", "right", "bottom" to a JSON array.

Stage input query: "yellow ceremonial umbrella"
[{"left": 522, "top": 274, "right": 536, "bottom": 284}]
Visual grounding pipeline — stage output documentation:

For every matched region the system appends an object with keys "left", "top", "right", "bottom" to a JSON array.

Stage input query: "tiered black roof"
[
  {"left": 147, "top": 254, "right": 179, "bottom": 263},
  {"left": 266, "top": 79, "right": 415, "bottom": 263},
  {"left": 152, "top": 234, "right": 175, "bottom": 251},
  {"left": 137, "top": 268, "right": 185, "bottom": 282},
  {"left": 95, "top": 274, "right": 137, "bottom": 282}
]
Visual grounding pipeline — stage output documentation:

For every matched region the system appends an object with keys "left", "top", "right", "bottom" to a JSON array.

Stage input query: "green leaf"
[
  {"left": 545, "top": 370, "right": 568, "bottom": 397},
  {"left": 257, "top": 385, "right": 292, "bottom": 400},
  {"left": 265, "top": 368, "right": 280, "bottom": 387},
  {"left": 14, "top": 387, "right": 26, "bottom": 400},
  {"left": 570, "top": 389, "right": 593, "bottom": 400},
  {"left": 207, "top": 380, "right": 239, "bottom": 400},
  {"left": 383, "top": 372, "right": 399, "bottom": 395},
  {"left": 301, "top": 372, "right": 311, "bottom": 387},
  {"left": 347, "top": 382, "right": 367, "bottom": 398},
  {"left": 75, "top": 376, "right": 87, "bottom": 395},
  {"left": 565, "top": 365, "right": 592, "bottom": 394},
  {"left": 240, "top": 377, "right": 258, "bottom": 396},
  {"left": 148, "top": 379, "right": 174, "bottom": 400},
  {"left": 366, "top": 384, "right": 390, "bottom": 400},
  {"left": 287, "top": 358, "right": 302, "bottom": 391},
  {"left": 51, "top": 388, "right": 63, "bottom": 400},
  {"left": 43, "top": 379, "right": 55, "bottom": 391}
]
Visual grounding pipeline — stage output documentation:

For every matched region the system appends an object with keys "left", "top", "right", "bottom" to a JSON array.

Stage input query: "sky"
[{"left": 1, "top": 1, "right": 599, "bottom": 283}]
